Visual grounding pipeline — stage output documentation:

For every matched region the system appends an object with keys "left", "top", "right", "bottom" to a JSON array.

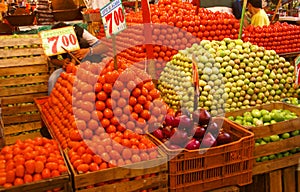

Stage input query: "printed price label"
[
  {"left": 39, "top": 26, "right": 80, "bottom": 56},
  {"left": 100, "top": 0, "right": 127, "bottom": 38}
]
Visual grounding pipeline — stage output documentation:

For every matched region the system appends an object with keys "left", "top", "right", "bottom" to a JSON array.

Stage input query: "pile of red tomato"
[
  {"left": 243, "top": 22, "right": 300, "bottom": 54},
  {"left": 0, "top": 137, "right": 67, "bottom": 190},
  {"left": 41, "top": 57, "right": 170, "bottom": 188}
]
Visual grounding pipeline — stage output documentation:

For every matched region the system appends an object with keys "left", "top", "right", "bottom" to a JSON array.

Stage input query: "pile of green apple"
[
  {"left": 256, "top": 147, "right": 300, "bottom": 162},
  {"left": 227, "top": 108, "right": 298, "bottom": 127},
  {"left": 255, "top": 129, "right": 299, "bottom": 147},
  {"left": 158, "top": 38, "right": 297, "bottom": 114}
]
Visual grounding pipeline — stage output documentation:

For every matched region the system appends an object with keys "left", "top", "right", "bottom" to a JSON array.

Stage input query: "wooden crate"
[
  {"left": 225, "top": 102, "right": 300, "bottom": 175},
  {"left": 241, "top": 165, "right": 300, "bottom": 192},
  {"left": 0, "top": 34, "right": 49, "bottom": 145},
  {"left": 64, "top": 148, "right": 168, "bottom": 192},
  {"left": 0, "top": 133, "right": 71, "bottom": 192}
]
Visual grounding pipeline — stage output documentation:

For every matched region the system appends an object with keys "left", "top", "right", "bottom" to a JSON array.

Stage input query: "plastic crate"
[{"left": 149, "top": 117, "right": 254, "bottom": 192}]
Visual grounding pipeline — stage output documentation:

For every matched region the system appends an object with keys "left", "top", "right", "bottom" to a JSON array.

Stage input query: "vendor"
[
  {"left": 244, "top": 0, "right": 270, "bottom": 27},
  {"left": 48, "top": 22, "right": 108, "bottom": 95}
]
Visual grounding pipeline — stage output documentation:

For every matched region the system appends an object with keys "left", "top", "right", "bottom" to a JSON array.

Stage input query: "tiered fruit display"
[
  {"left": 0, "top": 137, "right": 68, "bottom": 189},
  {"left": 158, "top": 38, "right": 297, "bottom": 114},
  {"left": 152, "top": 108, "right": 232, "bottom": 150},
  {"left": 41, "top": 57, "right": 169, "bottom": 189},
  {"left": 243, "top": 22, "right": 300, "bottom": 54}
]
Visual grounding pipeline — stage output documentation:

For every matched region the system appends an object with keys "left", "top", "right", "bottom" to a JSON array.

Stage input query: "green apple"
[
  {"left": 251, "top": 109, "right": 262, "bottom": 118},
  {"left": 281, "top": 133, "right": 290, "bottom": 139},
  {"left": 262, "top": 137, "right": 271, "bottom": 143},
  {"left": 268, "top": 154, "right": 276, "bottom": 160},
  {"left": 260, "top": 140, "right": 267, "bottom": 145},
  {"left": 261, "top": 156, "right": 269, "bottom": 162},
  {"left": 291, "top": 130, "right": 300, "bottom": 136},
  {"left": 256, "top": 157, "right": 261, "bottom": 162},
  {"left": 283, "top": 152, "right": 290, "bottom": 157},
  {"left": 270, "top": 135, "right": 280, "bottom": 142},
  {"left": 262, "top": 114, "right": 272, "bottom": 123}
]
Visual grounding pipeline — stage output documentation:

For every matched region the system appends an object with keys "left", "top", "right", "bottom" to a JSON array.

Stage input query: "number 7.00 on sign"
[
  {"left": 101, "top": 0, "right": 127, "bottom": 38},
  {"left": 39, "top": 26, "right": 80, "bottom": 56}
]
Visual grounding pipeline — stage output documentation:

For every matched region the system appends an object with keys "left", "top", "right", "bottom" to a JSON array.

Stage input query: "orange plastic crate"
[{"left": 149, "top": 117, "right": 254, "bottom": 192}]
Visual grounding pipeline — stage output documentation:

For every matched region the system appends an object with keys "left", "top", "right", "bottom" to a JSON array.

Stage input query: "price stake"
[
  {"left": 100, "top": 0, "right": 127, "bottom": 38},
  {"left": 295, "top": 55, "right": 300, "bottom": 87},
  {"left": 39, "top": 26, "right": 80, "bottom": 56}
]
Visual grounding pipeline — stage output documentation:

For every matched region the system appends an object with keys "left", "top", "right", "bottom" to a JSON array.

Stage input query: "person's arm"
[{"left": 72, "top": 42, "right": 108, "bottom": 60}]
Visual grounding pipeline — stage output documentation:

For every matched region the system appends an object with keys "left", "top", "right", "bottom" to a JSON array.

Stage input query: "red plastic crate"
[{"left": 149, "top": 117, "right": 254, "bottom": 192}]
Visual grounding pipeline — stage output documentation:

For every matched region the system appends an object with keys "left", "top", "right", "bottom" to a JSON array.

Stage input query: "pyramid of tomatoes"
[{"left": 41, "top": 57, "right": 171, "bottom": 178}]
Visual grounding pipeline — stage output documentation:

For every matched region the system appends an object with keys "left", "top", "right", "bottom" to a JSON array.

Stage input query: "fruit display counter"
[{"left": 1, "top": 0, "right": 300, "bottom": 191}]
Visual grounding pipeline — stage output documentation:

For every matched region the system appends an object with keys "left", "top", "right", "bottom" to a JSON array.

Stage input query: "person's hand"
[
  {"left": 62, "top": 58, "right": 71, "bottom": 70},
  {"left": 72, "top": 48, "right": 89, "bottom": 60}
]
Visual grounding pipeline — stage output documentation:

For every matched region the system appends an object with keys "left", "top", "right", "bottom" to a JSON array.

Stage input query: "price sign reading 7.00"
[
  {"left": 101, "top": 0, "right": 127, "bottom": 38},
  {"left": 39, "top": 26, "right": 80, "bottom": 56}
]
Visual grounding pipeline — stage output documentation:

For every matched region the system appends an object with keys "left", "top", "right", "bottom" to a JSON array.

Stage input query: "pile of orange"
[
  {"left": 0, "top": 137, "right": 67, "bottom": 190},
  {"left": 41, "top": 56, "right": 170, "bottom": 182}
]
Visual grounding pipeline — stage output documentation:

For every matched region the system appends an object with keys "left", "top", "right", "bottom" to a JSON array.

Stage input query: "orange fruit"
[
  {"left": 82, "top": 154, "right": 93, "bottom": 164},
  {"left": 42, "top": 168, "right": 51, "bottom": 179},
  {"left": 96, "top": 91, "right": 108, "bottom": 101},
  {"left": 122, "top": 148, "right": 132, "bottom": 160},
  {"left": 14, "top": 178, "right": 24, "bottom": 186},
  {"left": 6, "top": 170, "right": 15, "bottom": 183},
  {"left": 89, "top": 163, "right": 99, "bottom": 172},
  {"left": 24, "top": 160, "right": 35, "bottom": 174},
  {"left": 24, "top": 174, "right": 33, "bottom": 183},
  {"left": 117, "top": 98, "right": 126, "bottom": 108},
  {"left": 134, "top": 104, "right": 143, "bottom": 114},
  {"left": 100, "top": 118, "right": 110, "bottom": 128},
  {"left": 77, "top": 164, "right": 90, "bottom": 173},
  {"left": 132, "top": 88, "right": 141, "bottom": 97},
  {"left": 103, "top": 83, "right": 112, "bottom": 93},
  {"left": 121, "top": 88, "right": 130, "bottom": 99},
  {"left": 15, "top": 164, "right": 25, "bottom": 178},
  {"left": 103, "top": 108, "right": 113, "bottom": 119}
]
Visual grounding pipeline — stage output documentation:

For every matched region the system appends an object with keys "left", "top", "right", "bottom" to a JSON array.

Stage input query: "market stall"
[{"left": 0, "top": 0, "right": 299, "bottom": 191}]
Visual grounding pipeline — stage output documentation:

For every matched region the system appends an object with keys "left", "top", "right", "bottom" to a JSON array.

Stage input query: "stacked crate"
[{"left": 0, "top": 34, "right": 49, "bottom": 145}]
